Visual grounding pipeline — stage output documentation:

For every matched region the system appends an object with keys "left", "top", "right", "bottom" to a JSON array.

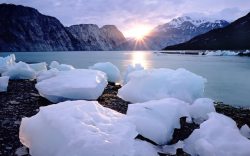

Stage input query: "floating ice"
[
  {"left": 35, "top": 69, "right": 107, "bottom": 103},
  {"left": 19, "top": 100, "right": 158, "bottom": 156},
  {"left": 205, "top": 50, "right": 239, "bottom": 56},
  {"left": 0, "top": 54, "right": 16, "bottom": 73},
  {"left": 0, "top": 76, "right": 9, "bottom": 92},
  {"left": 240, "top": 124, "right": 250, "bottom": 139},
  {"left": 118, "top": 68, "right": 206, "bottom": 103},
  {"left": 89, "top": 62, "right": 121, "bottom": 83},
  {"left": 189, "top": 98, "right": 215, "bottom": 124},
  {"left": 49, "top": 61, "right": 75, "bottom": 71},
  {"left": 36, "top": 68, "right": 59, "bottom": 82},
  {"left": 123, "top": 64, "right": 144, "bottom": 84},
  {"left": 127, "top": 98, "right": 190, "bottom": 145},
  {"left": 184, "top": 112, "right": 250, "bottom": 156},
  {"left": 29, "top": 62, "right": 47, "bottom": 74},
  {"left": 2, "top": 62, "right": 36, "bottom": 80}
]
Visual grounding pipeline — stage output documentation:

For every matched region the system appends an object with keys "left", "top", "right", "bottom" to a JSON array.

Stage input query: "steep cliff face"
[
  {"left": 0, "top": 4, "right": 86, "bottom": 51},
  {"left": 164, "top": 13, "right": 250, "bottom": 50},
  {"left": 67, "top": 24, "right": 126, "bottom": 50}
]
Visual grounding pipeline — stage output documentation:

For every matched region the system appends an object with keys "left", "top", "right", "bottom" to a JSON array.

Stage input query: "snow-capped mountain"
[{"left": 117, "top": 16, "right": 229, "bottom": 50}]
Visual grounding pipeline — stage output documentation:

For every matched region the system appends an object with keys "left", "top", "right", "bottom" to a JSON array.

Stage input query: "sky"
[{"left": 1, "top": 0, "right": 250, "bottom": 37}]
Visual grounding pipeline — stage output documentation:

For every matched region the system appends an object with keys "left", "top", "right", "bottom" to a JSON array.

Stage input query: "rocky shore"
[{"left": 0, "top": 80, "right": 249, "bottom": 156}]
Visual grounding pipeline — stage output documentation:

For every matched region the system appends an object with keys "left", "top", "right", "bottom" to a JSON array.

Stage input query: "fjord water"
[{"left": 1, "top": 51, "right": 250, "bottom": 107}]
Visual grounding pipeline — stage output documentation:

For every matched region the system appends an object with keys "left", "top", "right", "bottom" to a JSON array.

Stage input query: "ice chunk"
[
  {"left": 35, "top": 69, "right": 107, "bottom": 103},
  {"left": 118, "top": 68, "right": 206, "bottom": 103},
  {"left": 123, "top": 64, "right": 144, "bottom": 84},
  {"left": 184, "top": 112, "right": 250, "bottom": 156},
  {"left": 158, "top": 141, "right": 184, "bottom": 155},
  {"left": 2, "top": 62, "right": 36, "bottom": 80},
  {"left": 127, "top": 98, "right": 190, "bottom": 145},
  {"left": 36, "top": 68, "right": 59, "bottom": 82},
  {"left": 49, "top": 61, "right": 75, "bottom": 71},
  {"left": 0, "top": 76, "right": 9, "bottom": 92},
  {"left": 29, "top": 62, "right": 47, "bottom": 74},
  {"left": 89, "top": 62, "right": 121, "bottom": 83},
  {"left": 19, "top": 100, "right": 159, "bottom": 156},
  {"left": 205, "top": 50, "right": 239, "bottom": 56},
  {"left": 189, "top": 98, "right": 215, "bottom": 124},
  {"left": 0, "top": 54, "right": 16, "bottom": 73},
  {"left": 240, "top": 124, "right": 250, "bottom": 139}
]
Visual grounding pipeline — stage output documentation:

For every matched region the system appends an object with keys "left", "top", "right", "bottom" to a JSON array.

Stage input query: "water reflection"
[{"left": 131, "top": 51, "right": 151, "bottom": 69}]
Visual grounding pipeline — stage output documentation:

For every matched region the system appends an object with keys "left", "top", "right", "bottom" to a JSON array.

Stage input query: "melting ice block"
[
  {"left": 36, "top": 68, "right": 59, "bottom": 82},
  {"left": 118, "top": 68, "right": 206, "bottom": 103},
  {"left": 2, "top": 62, "right": 36, "bottom": 80},
  {"left": 189, "top": 98, "right": 215, "bottom": 124},
  {"left": 127, "top": 98, "right": 190, "bottom": 145},
  {"left": 184, "top": 112, "right": 250, "bottom": 156},
  {"left": 0, "top": 76, "right": 9, "bottom": 92},
  {"left": 49, "top": 61, "right": 75, "bottom": 71},
  {"left": 0, "top": 54, "right": 16, "bottom": 73},
  {"left": 29, "top": 62, "right": 47, "bottom": 74},
  {"left": 123, "top": 64, "right": 144, "bottom": 84},
  {"left": 19, "top": 100, "right": 158, "bottom": 156},
  {"left": 90, "top": 62, "right": 121, "bottom": 83},
  {"left": 240, "top": 124, "right": 250, "bottom": 139},
  {"left": 35, "top": 69, "right": 108, "bottom": 103}
]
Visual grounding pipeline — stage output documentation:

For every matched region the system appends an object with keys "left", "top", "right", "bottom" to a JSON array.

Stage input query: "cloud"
[{"left": 1, "top": 0, "right": 250, "bottom": 34}]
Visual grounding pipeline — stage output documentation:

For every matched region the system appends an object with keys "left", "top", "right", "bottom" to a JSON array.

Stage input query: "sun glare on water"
[{"left": 124, "top": 25, "right": 152, "bottom": 40}]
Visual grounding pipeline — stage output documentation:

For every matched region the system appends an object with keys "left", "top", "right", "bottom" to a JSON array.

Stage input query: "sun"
[{"left": 124, "top": 25, "right": 152, "bottom": 40}]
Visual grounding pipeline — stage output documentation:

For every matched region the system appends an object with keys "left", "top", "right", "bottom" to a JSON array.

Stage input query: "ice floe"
[
  {"left": 2, "top": 61, "right": 36, "bottom": 80},
  {"left": 127, "top": 98, "right": 190, "bottom": 145},
  {"left": 0, "top": 54, "right": 16, "bottom": 73},
  {"left": 184, "top": 112, "right": 250, "bottom": 156},
  {"left": 89, "top": 62, "right": 121, "bottom": 83},
  {"left": 35, "top": 69, "right": 107, "bottom": 103},
  {"left": 204, "top": 50, "right": 239, "bottom": 56},
  {"left": 49, "top": 61, "right": 75, "bottom": 71},
  {"left": 36, "top": 68, "right": 59, "bottom": 82},
  {"left": 123, "top": 64, "right": 144, "bottom": 84},
  {"left": 189, "top": 98, "right": 215, "bottom": 124},
  {"left": 0, "top": 76, "right": 9, "bottom": 92},
  {"left": 118, "top": 68, "right": 206, "bottom": 103},
  {"left": 19, "top": 100, "right": 159, "bottom": 156},
  {"left": 29, "top": 62, "right": 47, "bottom": 74}
]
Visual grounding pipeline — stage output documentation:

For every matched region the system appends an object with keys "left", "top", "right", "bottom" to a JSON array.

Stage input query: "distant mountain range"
[
  {"left": 164, "top": 12, "right": 250, "bottom": 50},
  {"left": 1, "top": 3, "right": 249, "bottom": 52},
  {"left": 0, "top": 4, "right": 126, "bottom": 51},
  {"left": 117, "top": 16, "right": 229, "bottom": 50}
]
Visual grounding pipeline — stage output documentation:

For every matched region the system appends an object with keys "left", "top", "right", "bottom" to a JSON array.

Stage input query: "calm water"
[{"left": 1, "top": 51, "right": 250, "bottom": 107}]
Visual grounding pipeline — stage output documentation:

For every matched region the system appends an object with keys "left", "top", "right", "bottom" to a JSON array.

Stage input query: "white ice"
[
  {"left": 2, "top": 61, "right": 36, "bottom": 80},
  {"left": 29, "top": 62, "right": 47, "bottom": 74},
  {"left": 0, "top": 54, "right": 16, "bottom": 73},
  {"left": 118, "top": 68, "right": 206, "bottom": 103},
  {"left": 19, "top": 100, "right": 158, "bottom": 156},
  {"left": 127, "top": 98, "right": 190, "bottom": 145},
  {"left": 205, "top": 50, "right": 239, "bottom": 56},
  {"left": 240, "top": 124, "right": 250, "bottom": 139},
  {"left": 36, "top": 68, "right": 59, "bottom": 82},
  {"left": 189, "top": 98, "right": 215, "bottom": 124},
  {"left": 89, "top": 62, "right": 121, "bottom": 83},
  {"left": 123, "top": 64, "right": 144, "bottom": 84},
  {"left": 184, "top": 112, "right": 250, "bottom": 156},
  {"left": 49, "top": 61, "right": 75, "bottom": 71},
  {"left": 35, "top": 69, "right": 108, "bottom": 103},
  {"left": 0, "top": 76, "right": 9, "bottom": 92}
]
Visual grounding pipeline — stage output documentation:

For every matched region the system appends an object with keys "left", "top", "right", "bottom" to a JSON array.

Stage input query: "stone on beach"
[
  {"left": 19, "top": 100, "right": 158, "bottom": 156},
  {"left": 89, "top": 62, "right": 121, "bottom": 83},
  {"left": 118, "top": 68, "right": 206, "bottom": 103},
  {"left": 35, "top": 69, "right": 108, "bottom": 103}
]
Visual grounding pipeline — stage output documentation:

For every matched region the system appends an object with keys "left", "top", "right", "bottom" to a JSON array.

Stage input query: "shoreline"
[{"left": 0, "top": 80, "right": 249, "bottom": 156}]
